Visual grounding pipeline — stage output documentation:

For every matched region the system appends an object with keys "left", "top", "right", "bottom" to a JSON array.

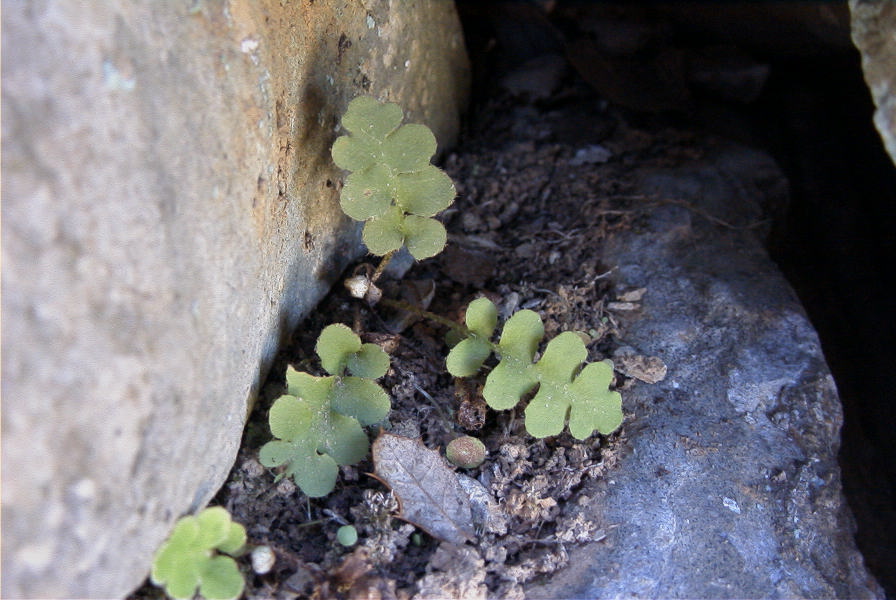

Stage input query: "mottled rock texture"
[
  {"left": 0, "top": 1, "right": 468, "bottom": 598},
  {"left": 526, "top": 145, "right": 883, "bottom": 599},
  {"left": 851, "top": 0, "right": 896, "bottom": 166}
]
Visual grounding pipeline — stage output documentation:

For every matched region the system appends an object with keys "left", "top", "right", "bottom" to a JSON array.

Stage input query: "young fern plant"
[
  {"left": 331, "top": 95, "right": 456, "bottom": 262},
  {"left": 447, "top": 297, "right": 623, "bottom": 440},
  {"left": 259, "top": 324, "right": 390, "bottom": 497}
]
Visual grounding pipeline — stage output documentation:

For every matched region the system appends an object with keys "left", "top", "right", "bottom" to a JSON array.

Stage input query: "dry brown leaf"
[
  {"left": 371, "top": 434, "right": 475, "bottom": 545},
  {"left": 614, "top": 354, "right": 667, "bottom": 383}
]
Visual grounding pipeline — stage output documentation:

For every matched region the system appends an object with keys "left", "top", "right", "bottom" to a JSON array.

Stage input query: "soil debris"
[{"left": 129, "top": 83, "right": 685, "bottom": 599}]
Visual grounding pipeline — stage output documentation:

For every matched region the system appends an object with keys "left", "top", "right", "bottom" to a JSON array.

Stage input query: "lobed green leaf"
[
  {"left": 331, "top": 133, "right": 378, "bottom": 173},
  {"left": 150, "top": 508, "right": 246, "bottom": 600},
  {"left": 331, "top": 376, "right": 390, "bottom": 425},
  {"left": 497, "top": 310, "right": 544, "bottom": 361},
  {"left": 262, "top": 325, "right": 391, "bottom": 497},
  {"left": 198, "top": 555, "right": 245, "bottom": 600},
  {"left": 268, "top": 394, "right": 313, "bottom": 443},
  {"left": 396, "top": 165, "right": 456, "bottom": 217},
  {"left": 285, "top": 443, "right": 340, "bottom": 499},
  {"left": 567, "top": 361, "right": 623, "bottom": 439},
  {"left": 523, "top": 344, "right": 624, "bottom": 440},
  {"left": 340, "top": 165, "right": 395, "bottom": 221},
  {"left": 319, "top": 411, "right": 370, "bottom": 466},
  {"left": 288, "top": 367, "right": 333, "bottom": 405},
  {"left": 317, "top": 324, "right": 362, "bottom": 376},
  {"left": 196, "top": 506, "right": 234, "bottom": 549},
  {"left": 465, "top": 297, "right": 498, "bottom": 337},
  {"left": 259, "top": 440, "right": 298, "bottom": 468},
  {"left": 382, "top": 123, "right": 437, "bottom": 172},
  {"left": 403, "top": 215, "right": 447, "bottom": 260},
  {"left": 347, "top": 343, "right": 390, "bottom": 379},
  {"left": 363, "top": 205, "right": 405, "bottom": 256},
  {"left": 523, "top": 383, "right": 569, "bottom": 438},
  {"left": 340, "top": 95, "right": 403, "bottom": 140},
  {"left": 482, "top": 356, "right": 538, "bottom": 410},
  {"left": 446, "top": 337, "right": 493, "bottom": 378},
  {"left": 536, "top": 332, "right": 587, "bottom": 383}
]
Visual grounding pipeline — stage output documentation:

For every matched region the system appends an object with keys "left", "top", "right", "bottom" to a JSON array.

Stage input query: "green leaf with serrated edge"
[
  {"left": 341, "top": 96, "right": 403, "bottom": 140},
  {"left": 331, "top": 133, "right": 379, "bottom": 172},
  {"left": 199, "top": 555, "right": 244, "bottom": 600},
  {"left": 465, "top": 297, "right": 498, "bottom": 337},
  {"left": 268, "top": 394, "right": 313, "bottom": 441},
  {"left": 395, "top": 165, "right": 456, "bottom": 216},
  {"left": 331, "top": 376, "right": 390, "bottom": 425},
  {"left": 340, "top": 164, "right": 395, "bottom": 221},
  {"left": 446, "top": 337, "right": 492, "bottom": 377},
  {"left": 498, "top": 310, "right": 544, "bottom": 360},
  {"left": 567, "top": 361, "right": 623, "bottom": 439},
  {"left": 317, "top": 324, "right": 361, "bottom": 376},
  {"left": 382, "top": 123, "right": 437, "bottom": 172},
  {"left": 482, "top": 356, "right": 538, "bottom": 410},
  {"left": 403, "top": 215, "right": 447, "bottom": 260},
  {"left": 363, "top": 204, "right": 404, "bottom": 255},
  {"left": 196, "top": 506, "right": 232, "bottom": 548},
  {"left": 217, "top": 522, "right": 247, "bottom": 556},
  {"left": 347, "top": 343, "right": 390, "bottom": 379}
]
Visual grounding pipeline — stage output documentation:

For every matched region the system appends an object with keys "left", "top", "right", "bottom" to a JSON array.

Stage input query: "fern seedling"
[
  {"left": 259, "top": 324, "right": 390, "bottom": 497},
  {"left": 331, "top": 95, "right": 456, "bottom": 260},
  {"left": 446, "top": 297, "right": 623, "bottom": 440},
  {"left": 150, "top": 506, "right": 247, "bottom": 600}
]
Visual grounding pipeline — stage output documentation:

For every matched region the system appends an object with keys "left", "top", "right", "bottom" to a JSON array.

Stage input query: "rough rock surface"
[
  {"left": 850, "top": 0, "right": 896, "bottom": 166},
  {"left": 0, "top": 2, "right": 468, "bottom": 598},
  {"left": 526, "top": 145, "right": 884, "bottom": 599}
]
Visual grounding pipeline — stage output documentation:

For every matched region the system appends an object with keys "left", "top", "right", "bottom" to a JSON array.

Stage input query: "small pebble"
[
  {"left": 251, "top": 545, "right": 275, "bottom": 575},
  {"left": 446, "top": 436, "right": 487, "bottom": 469}
]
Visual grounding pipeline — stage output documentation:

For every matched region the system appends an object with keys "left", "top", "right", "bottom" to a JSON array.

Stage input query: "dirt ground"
[
  {"left": 204, "top": 87, "right": 705, "bottom": 600},
  {"left": 129, "top": 83, "right": 705, "bottom": 600}
]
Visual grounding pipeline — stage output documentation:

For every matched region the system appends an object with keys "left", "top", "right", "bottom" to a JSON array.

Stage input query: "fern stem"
[
  {"left": 371, "top": 250, "right": 396, "bottom": 283},
  {"left": 379, "top": 297, "right": 470, "bottom": 336}
]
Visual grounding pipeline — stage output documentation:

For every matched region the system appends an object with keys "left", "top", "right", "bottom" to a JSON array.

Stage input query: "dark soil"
[
  {"left": 212, "top": 87, "right": 674, "bottom": 600},
  {"left": 128, "top": 83, "right": 725, "bottom": 600}
]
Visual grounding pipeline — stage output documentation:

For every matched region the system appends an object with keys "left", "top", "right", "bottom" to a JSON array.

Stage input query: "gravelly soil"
[{"left": 130, "top": 83, "right": 708, "bottom": 599}]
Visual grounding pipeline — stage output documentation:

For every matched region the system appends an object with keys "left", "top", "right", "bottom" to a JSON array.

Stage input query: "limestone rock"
[
  {"left": 526, "top": 145, "right": 883, "bottom": 599},
  {"left": 0, "top": 2, "right": 468, "bottom": 598},
  {"left": 850, "top": 0, "right": 896, "bottom": 166}
]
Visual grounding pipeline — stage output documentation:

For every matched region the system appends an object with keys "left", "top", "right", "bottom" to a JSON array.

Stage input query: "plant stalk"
[{"left": 378, "top": 297, "right": 470, "bottom": 336}]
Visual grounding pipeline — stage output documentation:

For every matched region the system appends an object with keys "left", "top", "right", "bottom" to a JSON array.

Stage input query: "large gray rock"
[
  {"left": 851, "top": 0, "right": 896, "bottom": 166},
  {"left": 527, "top": 144, "right": 883, "bottom": 598},
  {"left": 1, "top": 2, "right": 468, "bottom": 598}
]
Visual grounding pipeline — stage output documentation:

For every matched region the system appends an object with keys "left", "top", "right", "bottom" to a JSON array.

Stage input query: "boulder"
[
  {"left": 850, "top": 0, "right": 896, "bottom": 166},
  {"left": 0, "top": 2, "right": 468, "bottom": 598},
  {"left": 526, "top": 144, "right": 883, "bottom": 598}
]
